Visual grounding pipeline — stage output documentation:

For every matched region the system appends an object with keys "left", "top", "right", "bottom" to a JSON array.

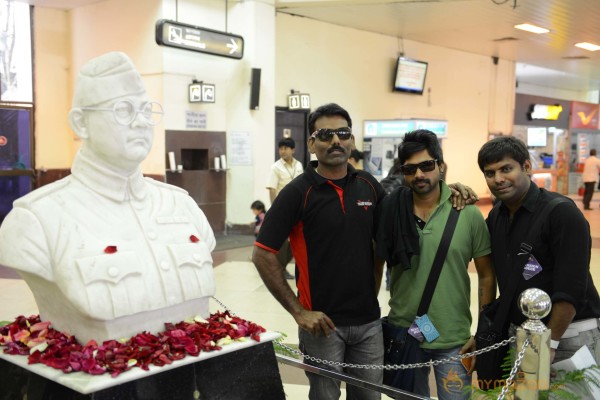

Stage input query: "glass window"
[
  {"left": 0, "top": 1, "right": 33, "bottom": 224},
  {"left": 0, "top": 106, "right": 33, "bottom": 222},
  {"left": 0, "top": 0, "right": 32, "bottom": 103}
]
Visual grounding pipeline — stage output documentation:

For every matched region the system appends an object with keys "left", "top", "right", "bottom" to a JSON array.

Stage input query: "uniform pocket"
[
  {"left": 167, "top": 242, "right": 215, "bottom": 300},
  {"left": 74, "top": 252, "right": 145, "bottom": 318},
  {"left": 76, "top": 251, "right": 143, "bottom": 285}
]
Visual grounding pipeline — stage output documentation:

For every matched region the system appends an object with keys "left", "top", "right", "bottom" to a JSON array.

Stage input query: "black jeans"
[{"left": 583, "top": 182, "right": 596, "bottom": 208}]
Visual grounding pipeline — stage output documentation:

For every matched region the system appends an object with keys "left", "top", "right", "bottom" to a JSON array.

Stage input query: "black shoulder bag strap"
[
  {"left": 417, "top": 207, "right": 460, "bottom": 316},
  {"left": 490, "top": 196, "right": 571, "bottom": 332}
]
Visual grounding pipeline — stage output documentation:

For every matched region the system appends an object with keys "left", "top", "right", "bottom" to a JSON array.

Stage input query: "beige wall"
[
  {"left": 226, "top": 1, "right": 276, "bottom": 222},
  {"left": 275, "top": 12, "right": 516, "bottom": 196},
  {"left": 33, "top": 0, "right": 164, "bottom": 171},
  {"left": 69, "top": 0, "right": 164, "bottom": 174},
  {"left": 32, "top": 0, "right": 518, "bottom": 225},
  {"left": 33, "top": 0, "right": 276, "bottom": 225},
  {"left": 33, "top": 7, "right": 72, "bottom": 169}
]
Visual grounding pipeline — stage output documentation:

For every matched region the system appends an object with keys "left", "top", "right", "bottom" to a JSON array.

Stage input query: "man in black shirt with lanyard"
[{"left": 478, "top": 136, "right": 600, "bottom": 365}]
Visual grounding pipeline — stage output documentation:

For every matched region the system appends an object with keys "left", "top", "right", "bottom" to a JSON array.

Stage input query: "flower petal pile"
[{"left": 0, "top": 311, "right": 265, "bottom": 377}]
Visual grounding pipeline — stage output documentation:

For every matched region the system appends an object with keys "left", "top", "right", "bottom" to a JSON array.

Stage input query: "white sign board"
[
  {"left": 185, "top": 110, "right": 207, "bottom": 129},
  {"left": 228, "top": 131, "right": 252, "bottom": 166}
]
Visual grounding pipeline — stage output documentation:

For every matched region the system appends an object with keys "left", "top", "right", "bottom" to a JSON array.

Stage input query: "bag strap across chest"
[
  {"left": 489, "top": 195, "right": 570, "bottom": 331},
  {"left": 417, "top": 207, "right": 460, "bottom": 316}
]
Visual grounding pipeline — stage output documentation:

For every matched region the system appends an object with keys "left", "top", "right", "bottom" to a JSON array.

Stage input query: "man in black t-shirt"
[
  {"left": 253, "top": 103, "right": 386, "bottom": 400},
  {"left": 478, "top": 136, "right": 600, "bottom": 366}
]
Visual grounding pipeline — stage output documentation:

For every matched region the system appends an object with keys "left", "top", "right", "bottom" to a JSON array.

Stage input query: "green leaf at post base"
[{"left": 470, "top": 348, "right": 600, "bottom": 399}]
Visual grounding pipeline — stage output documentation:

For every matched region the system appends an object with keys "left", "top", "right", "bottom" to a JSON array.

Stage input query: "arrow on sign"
[
  {"left": 156, "top": 19, "right": 244, "bottom": 60},
  {"left": 226, "top": 38, "right": 238, "bottom": 54}
]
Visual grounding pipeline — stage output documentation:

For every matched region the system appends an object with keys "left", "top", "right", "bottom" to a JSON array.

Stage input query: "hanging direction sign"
[{"left": 155, "top": 19, "right": 244, "bottom": 60}]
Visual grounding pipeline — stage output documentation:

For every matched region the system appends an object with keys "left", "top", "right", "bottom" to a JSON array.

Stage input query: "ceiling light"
[
  {"left": 493, "top": 37, "right": 519, "bottom": 42},
  {"left": 575, "top": 42, "right": 600, "bottom": 51},
  {"left": 561, "top": 55, "right": 590, "bottom": 60},
  {"left": 514, "top": 23, "right": 549, "bottom": 34}
]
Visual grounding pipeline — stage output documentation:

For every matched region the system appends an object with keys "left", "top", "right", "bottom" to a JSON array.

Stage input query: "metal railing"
[
  {"left": 276, "top": 353, "right": 428, "bottom": 399},
  {"left": 267, "top": 288, "right": 553, "bottom": 400},
  {"left": 274, "top": 336, "right": 523, "bottom": 400},
  {"left": 215, "top": 288, "right": 552, "bottom": 399}
]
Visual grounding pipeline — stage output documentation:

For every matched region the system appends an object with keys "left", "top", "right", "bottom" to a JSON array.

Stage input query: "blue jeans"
[
  {"left": 298, "top": 319, "right": 383, "bottom": 400},
  {"left": 413, "top": 345, "right": 472, "bottom": 400}
]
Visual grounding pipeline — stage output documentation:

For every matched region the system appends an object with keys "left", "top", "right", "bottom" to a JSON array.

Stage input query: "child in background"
[{"left": 250, "top": 200, "right": 266, "bottom": 238}]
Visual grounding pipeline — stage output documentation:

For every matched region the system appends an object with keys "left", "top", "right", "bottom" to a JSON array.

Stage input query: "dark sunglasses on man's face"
[
  {"left": 399, "top": 159, "right": 438, "bottom": 175},
  {"left": 310, "top": 128, "right": 352, "bottom": 142}
]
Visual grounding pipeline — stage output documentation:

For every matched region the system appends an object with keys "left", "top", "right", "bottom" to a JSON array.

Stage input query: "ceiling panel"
[{"left": 276, "top": 0, "right": 600, "bottom": 92}]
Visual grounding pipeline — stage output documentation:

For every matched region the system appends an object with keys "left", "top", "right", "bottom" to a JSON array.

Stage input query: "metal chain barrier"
[
  {"left": 211, "top": 296, "right": 237, "bottom": 316},
  {"left": 497, "top": 337, "right": 530, "bottom": 400},
  {"left": 215, "top": 294, "right": 518, "bottom": 371},
  {"left": 213, "top": 296, "right": 516, "bottom": 371},
  {"left": 213, "top": 296, "right": 538, "bottom": 399},
  {"left": 273, "top": 337, "right": 516, "bottom": 371}
]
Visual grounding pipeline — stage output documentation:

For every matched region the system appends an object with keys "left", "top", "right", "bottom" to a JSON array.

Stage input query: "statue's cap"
[{"left": 73, "top": 52, "right": 145, "bottom": 107}]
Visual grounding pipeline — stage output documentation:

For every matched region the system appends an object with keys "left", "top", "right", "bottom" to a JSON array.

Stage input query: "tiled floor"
[{"left": 2, "top": 194, "right": 600, "bottom": 399}]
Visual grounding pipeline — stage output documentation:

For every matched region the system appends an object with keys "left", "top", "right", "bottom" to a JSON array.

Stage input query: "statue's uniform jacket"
[{"left": 0, "top": 150, "right": 216, "bottom": 321}]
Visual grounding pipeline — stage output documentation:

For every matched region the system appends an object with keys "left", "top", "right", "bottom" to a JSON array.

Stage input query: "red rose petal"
[
  {"left": 104, "top": 246, "right": 117, "bottom": 254},
  {"left": 1, "top": 310, "right": 265, "bottom": 377},
  {"left": 189, "top": 235, "right": 199, "bottom": 243}
]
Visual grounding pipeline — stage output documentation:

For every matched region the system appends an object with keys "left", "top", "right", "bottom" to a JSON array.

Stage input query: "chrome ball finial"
[{"left": 518, "top": 288, "right": 552, "bottom": 320}]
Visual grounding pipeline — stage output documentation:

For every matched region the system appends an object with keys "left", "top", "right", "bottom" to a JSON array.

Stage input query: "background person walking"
[
  {"left": 266, "top": 137, "right": 303, "bottom": 279},
  {"left": 582, "top": 148, "right": 600, "bottom": 210}
]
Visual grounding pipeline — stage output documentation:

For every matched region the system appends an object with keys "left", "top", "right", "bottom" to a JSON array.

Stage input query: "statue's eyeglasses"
[{"left": 81, "top": 100, "right": 164, "bottom": 126}]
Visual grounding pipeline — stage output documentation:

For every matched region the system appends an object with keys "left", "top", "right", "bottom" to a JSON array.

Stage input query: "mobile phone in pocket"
[{"left": 461, "top": 356, "right": 473, "bottom": 372}]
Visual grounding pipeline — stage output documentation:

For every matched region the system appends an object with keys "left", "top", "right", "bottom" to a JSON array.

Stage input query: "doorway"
[{"left": 274, "top": 107, "right": 309, "bottom": 167}]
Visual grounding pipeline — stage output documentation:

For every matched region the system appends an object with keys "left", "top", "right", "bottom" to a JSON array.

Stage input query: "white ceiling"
[
  {"left": 277, "top": 0, "right": 600, "bottom": 94},
  {"left": 24, "top": 0, "right": 600, "bottom": 95}
]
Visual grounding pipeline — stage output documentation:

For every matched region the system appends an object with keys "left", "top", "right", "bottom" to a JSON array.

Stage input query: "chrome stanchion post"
[{"left": 515, "top": 288, "right": 552, "bottom": 400}]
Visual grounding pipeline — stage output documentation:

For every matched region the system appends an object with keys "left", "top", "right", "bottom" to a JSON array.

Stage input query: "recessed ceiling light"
[
  {"left": 561, "top": 55, "right": 590, "bottom": 60},
  {"left": 514, "top": 23, "right": 550, "bottom": 34},
  {"left": 493, "top": 37, "right": 519, "bottom": 42},
  {"left": 575, "top": 42, "right": 600, "bottom": 51}
]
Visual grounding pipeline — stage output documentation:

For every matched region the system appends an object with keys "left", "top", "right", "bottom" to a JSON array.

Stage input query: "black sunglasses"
[
  {"left": 310, "top": 128, "right": 352, "bottom": 142},
  {"left": 399, "top": 159, "right": 438, "bottom": 175}
]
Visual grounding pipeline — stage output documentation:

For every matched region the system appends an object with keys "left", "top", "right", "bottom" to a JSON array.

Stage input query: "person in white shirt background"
[
  {"left": 266, "top": 137, "right": 303, "bottom": 202},
  {"left": 266, "top": 137, "right": 303, "bottom": 279},
  {"left": 582, "top": 148, "right": 600, "bottom": 210}
]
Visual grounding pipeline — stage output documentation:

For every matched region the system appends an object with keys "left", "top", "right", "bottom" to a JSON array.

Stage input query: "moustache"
[
  {"left": 328, "top": 146, "right": 345, "bottom": 154},
  {"left": 413, "top": 179, "right": 430, "bottom": 185}
]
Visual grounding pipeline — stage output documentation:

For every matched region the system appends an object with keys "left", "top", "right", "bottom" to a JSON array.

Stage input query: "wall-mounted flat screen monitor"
[
  {"left": 527, "top": 127, "right": 547, "bottom": 147},
  {"left": 393, "top": 57, "right": 428, "bottom": 95}
]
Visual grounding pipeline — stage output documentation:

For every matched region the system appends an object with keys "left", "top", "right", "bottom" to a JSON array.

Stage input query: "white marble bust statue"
[{"left": 0, "top": 52, "right": 216, "bottom": 344}]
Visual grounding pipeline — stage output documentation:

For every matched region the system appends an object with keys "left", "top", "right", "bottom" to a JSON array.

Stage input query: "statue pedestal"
[{"left": 0, "top": 332, "right": 284, "bottom": 400}]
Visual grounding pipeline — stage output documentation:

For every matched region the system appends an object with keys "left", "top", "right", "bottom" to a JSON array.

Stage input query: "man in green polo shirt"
[{"left": 376, "top": 129, "right": 495, "bottom": 399}]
